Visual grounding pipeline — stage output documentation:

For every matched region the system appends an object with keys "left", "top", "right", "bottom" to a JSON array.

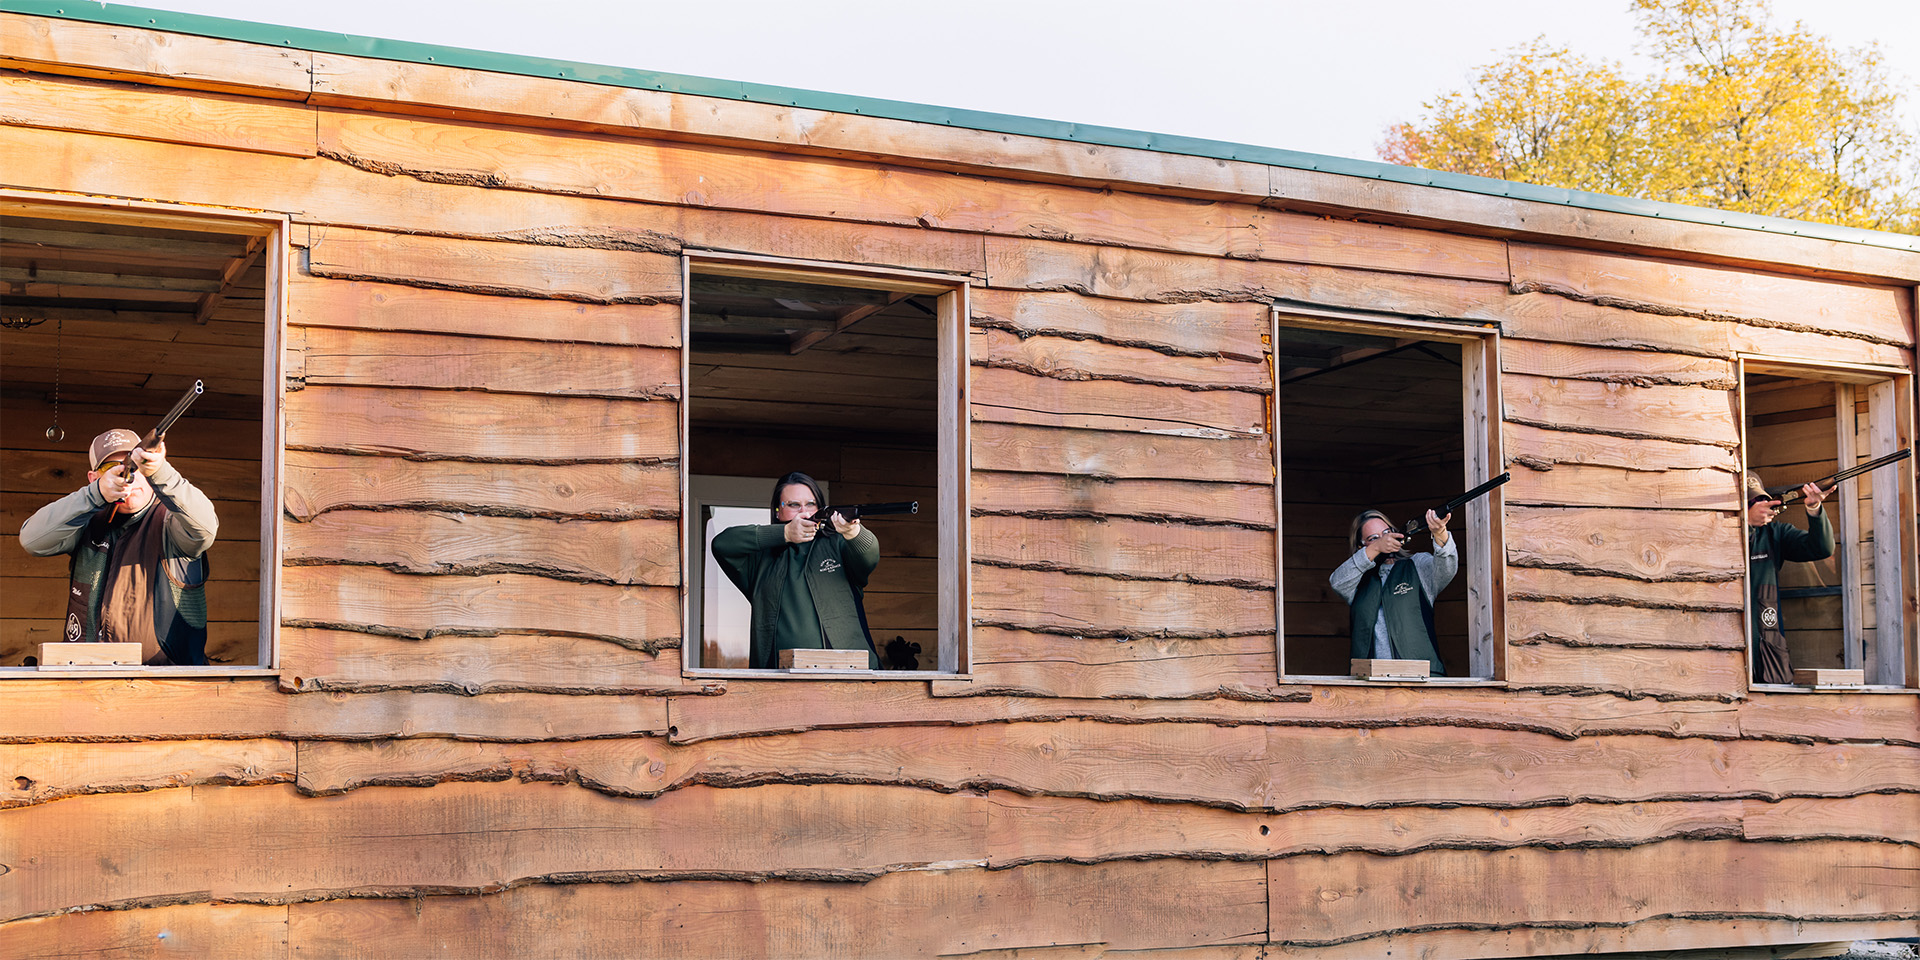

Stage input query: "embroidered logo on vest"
[
  {"left": 1391, "top": 583, "right": 1414, "bottom": 596},
  {"left": 66, "top": 613, "right": 82, "bottom": 642},
  {"left": 1760, "top": 607, "right": 1779, "bottom": 628},
  {"left": 819, "top": 559, "right": 843, "bottom": 574}
]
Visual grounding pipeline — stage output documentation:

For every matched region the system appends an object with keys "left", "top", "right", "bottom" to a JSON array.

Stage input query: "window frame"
[
  {"left": 0, "top": 189, "right": 287, "bottom": 679},
  {"left": 1270, "top": 306, "right": 1507, "bottom": 684},
  {"left": 1739, "top": 355, "right": 1918, "bottom": 692},
  {"left": 677, "top": 252, "right": 972, "bottom": 679}
]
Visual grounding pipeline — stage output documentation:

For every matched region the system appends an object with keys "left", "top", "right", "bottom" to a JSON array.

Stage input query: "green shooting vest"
[{"left": 1348, "top": 558, "right": 1445, "bottom": 675}]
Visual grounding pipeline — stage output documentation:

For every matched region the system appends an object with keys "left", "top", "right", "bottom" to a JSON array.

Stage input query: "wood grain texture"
[
  {"left": 280, "top": 565, "right": 679, "bottom": 648},
  {"left": 0, "top": 902, "right": 291, "bottom": 960},
  {"left": 0, "top": 781, "right": 988, "bottom": 919},
  {"left": 1505, "top": 506, "right": 1743, "bottom": 583},
  {"left": 281, "top": 859, "right": 1268, "bottom": 958},
  {"left": 971, "top": 366, "right": 1267, "bottom": 437},
  {"left": 1503, "top": 373, "right": 1740, "bottom": 447},
  {"left": 1498, "top": 289, "right": 1733, "bottom": 357},
  {"left": 971, "top": 472, "right": 1274, "bottom": 527},
  {"left": 971, "top": 566, "right": 1274, "bottom": 637},
  {"left": 0, "top": 739, "right": 293, "bottom": 808},
  {"left": 1506, "top": 565, "right": 1743, "bottom": 612},
  {"left": 0, "top": 70, "right": 315, "bottom": 157},
  {"left": 1501, "top": 339, "right": 1735, "bottom": 388},
  {"left": 1511, "top": 243, "right": 1915, "bottom": 346},
  {"left": 1507, "top": 600, "right": 1745, "bottom": 650},
  {"left": 278, "top": 627, "right": 695, "bottom": 695},
  {"left": 972, "top": 516, "right": 1274, "bottom": 586},
  {"left": 285, "top": 385, "right": 677, "bottom": 461},
  {"left": 283, "top": 451, "right": 677, "bottom": 521},
  {"left": 1504, "top": 462, "right": 1737, "bottom": 510},
  {"left": 0, "top": 13, "right": 314, "bottom": 98},
  {"left": 1505, "top": 643, "right": 1748, "bottom": 700},
  {"left": 971, "top": 289, "right": 1268, "bottom": 358},
  {"left": 306, "top": 225, "right": 681, "bottom": 303},
  {"left": 1730, "top": 320, "right": 1914, "bottom": 367},
  {"left": 952, "top": 628, "right": 1283, "bottom": 700},
  {"left": 1266, "top": 839, "right": 1920, "bottom": 944},
  {"left": 1258, "top": 918, "right": 1915, "bottom": 960},
  {"left": 284, "top": 510, "right": 677, "bottom": 586},
  {"left": 290, "top": 276, "right": 684, "bottom": 347},
  {"left": 295, "top": 326, "right": 680, "bottom": 399},
  {"left": 975, "top": 328, "right": 1270, "bottom": 392},
  {"left": 664, "top": 681, "right": 1745, "bottom": 745},
  {"left": 1503, "top": 421, "right": 1739, "bottom": 474},
  {"left": 972, "top": 423, "right": 1273, "bottom": 484},
  {"left": 0, "top": 680, "right": 669, "bottom": 743}
]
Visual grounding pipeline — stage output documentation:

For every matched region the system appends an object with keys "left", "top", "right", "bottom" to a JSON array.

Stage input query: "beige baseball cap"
[{"left": 88, "top": 429, "right": 140, "bottom": 471}]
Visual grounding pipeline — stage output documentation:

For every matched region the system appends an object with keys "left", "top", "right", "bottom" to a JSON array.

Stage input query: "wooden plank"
[
  {"left": 295, "top": 326, "right": 680, "bottom": 399},
  {"left": 305, "top": 226, "right": 681, "bottom": 303},
  {"left": 3, "top": 576, "right": 258, "bottom": 623},
  {"left": 1506, "top": 506, "right": 1743, "bottom": 583},
  {"left": 1256, "top": 209, "right": 1509, "bottom": 282},
  {"left": 1511, "top": 242, "right": 1915, "bottom": 346},
  {"left": 0, "top": 13, "right": 314, "bottom": 98},
  {"left": 1, "top": 781, "right": 988, "bottom": 920},
  {"left": 1501, "top": 340, "right": 1735, "bottom": 387},
  {"left": 951, "top": 628, "right": 1283, "bottom": 700},
  {"left": 970, "top": 366, "right": 1266, "bottom": 437},
  {"left": 975, "top": 328, "right": 1270, "bottom": 391},
  {"left": 0, "top": 739, "right": 293, "bottom": 808},
  {"left": 0, "top": 71, "right": 315, "bottom": 157},
  {"left": 1506, "top": 643, "right": 1748, "bottom": 700},
  {"left": 1503, "top": 421, "right": 1739, "bottom": 474},
  {"left": 283, "top": 511, "right": 678, "bottom": 586},
  {"left": 972, "top": 423, "right": 1273, "bottom": 484},
  {"left": 972, "top": 516, "right": 1272, "bottom": 586},
  {"left": 1258, "top": 918, "right": 1910, "bottom": 960},
  {"left": 283, "top": 451, "right": 678, "bottom": 521},
  {"left": 34, "top": 642, "right": 142, "bottom": 666},
  {"left": 1500, "top": 290, "right": 1733, "bottom": 358},
  {"left": 0, "top": 680, "right": 669, "bottom": 742},
  {"left": 290, "top": 276, "right": 683, "bottom": 347},
  {"left": 292, "top": 721, "right": 1920, "bottom": 812},
  {"left": 1266, "top": 839, "right": 1920, "bottom": 943},
  {"left": 971, "top": 289, "right": 1267, "bottom": 359},
  {"left": 1740, "top": 693, "right": 1920, "bottom": 746},
  {"left": 0, "top": 902, "right": 291, "bottom": 960},
  {"left": 1504, "top": 462, "right": 1737, "bottom": 510},
  {"left": 984, "top": 794, "right": 1747, "bottom": 867},
  {"left": 1507, "top": 600, "right": 1745, "bottom": 649},
  {"left": 1506, "top": 567, "right": 1744, "bottom": 613},
  {"left": 662, "top": 674, "right": 1743, "bottom": 744},
  {"left": 284, "top": 386, "right": 677, "bottom": 461},
  {"left": 283, "top": 859, "right": 1266, "bottom": 957},
  {"left": 971, "top": 566, "right": 1273, "bottom": 637},
  {"left": 278, "top": 628, "right": 692, "bottom": 694},
  {"left": 1739, "top": 792, "right": 1920, "bottom": 845},
  {"left": 280, "top": 565, "right": 679, "bottom": 648},
  {"left": 1504, "top": 372, "right": 1740, "bottom": 447},
  {"left": 315, "top": 107, "right": 1270, "bottom": 261},
  {"left": 972, "top": 472, "right": 1274, "bottom": 527},
  {"left": 1350, "top": 658, "right": 1430, "bottom": 679},
  {"left": 1730, "top": 321, "right": 1912, "bottom": 367}
]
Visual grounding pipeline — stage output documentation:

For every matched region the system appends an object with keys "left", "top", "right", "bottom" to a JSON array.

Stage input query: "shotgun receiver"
[
  {"left": 1401, "top": 472, "right": 1511, "bottom": 538},
  {"left": 816, "top": 501, "right": 919, "bottom": 522},
  {"left": 99, "top": 380, "right": 203, "bottom": 477},
  {"left": 1765, "top": 449, "right": 1912, "bottom": 505}
]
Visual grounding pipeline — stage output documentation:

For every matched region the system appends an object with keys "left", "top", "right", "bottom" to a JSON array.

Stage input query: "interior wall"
[{"left": 1744, "top": 375, "right": 1847, "bottom": 671}]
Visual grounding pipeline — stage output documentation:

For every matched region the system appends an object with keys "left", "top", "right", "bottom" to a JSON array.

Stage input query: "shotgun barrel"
[{"left": 1767, "top": 449, "right": 1912, "bottom": 505}]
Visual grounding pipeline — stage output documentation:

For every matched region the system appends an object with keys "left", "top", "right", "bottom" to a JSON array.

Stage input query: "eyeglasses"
[
  {"left": 780, "top": 500, "right": 818, "bottom": 510},
  {"left": 1361, "top": 532, "right": 1394, "bottom": 545}
]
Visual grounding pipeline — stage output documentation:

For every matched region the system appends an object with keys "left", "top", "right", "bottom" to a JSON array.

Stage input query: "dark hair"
[{"left": 770, "top": 471, "right": 826, "bottom": 517}]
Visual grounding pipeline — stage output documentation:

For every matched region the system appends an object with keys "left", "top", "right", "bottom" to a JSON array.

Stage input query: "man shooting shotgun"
[
  {"left": 1746, "top": 448, "right": 1910, "bottom": 684},
  {"left": 18, "top": 380, "right": 218, "bottom": 666},
  {"left": 1328, "top": 473, "right": 1509, "bottom": 676}
]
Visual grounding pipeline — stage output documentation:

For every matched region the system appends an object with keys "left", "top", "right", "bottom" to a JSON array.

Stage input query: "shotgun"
[
  {"left": 98, "top": 380, "right": 204, "bottom": 478},
  {"left": 1764, "top": 449, "right": 1912, "bottom": 506},
  {"left": 1401, "top": 472, "right": 1511, "bottom": 538}
]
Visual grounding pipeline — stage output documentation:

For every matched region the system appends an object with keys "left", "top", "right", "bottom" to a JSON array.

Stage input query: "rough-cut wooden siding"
[{"left": 2, "top": 19, "right": 1919, "bottom": 960}]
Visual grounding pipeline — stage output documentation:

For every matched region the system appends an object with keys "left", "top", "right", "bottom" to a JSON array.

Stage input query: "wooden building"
[{"left": 1, "top": 4, "right": 1916, "bottom": 957}]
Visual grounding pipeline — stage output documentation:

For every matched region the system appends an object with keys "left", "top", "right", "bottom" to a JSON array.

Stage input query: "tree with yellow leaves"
[{"left": 1380, "top": 0, "right": 1919, "bottom": 234}]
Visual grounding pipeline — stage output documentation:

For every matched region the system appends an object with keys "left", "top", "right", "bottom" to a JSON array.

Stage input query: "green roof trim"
[{"left": 7, "top": 0, "right": 1917, "bottom": 254}]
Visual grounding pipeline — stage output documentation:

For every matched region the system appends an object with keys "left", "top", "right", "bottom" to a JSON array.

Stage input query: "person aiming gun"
[
  {"left": 1327, "top": 474, "right": 1507, "bottom": 676},
  {"left": 709, "top": 471, "right": 914, "bottom": 670},
  {"left": 1745, "top": 450, "right": 1912, "bottom": 683},
  {"left": 18, "top": 382, "right": 218, "bottom": 666}
]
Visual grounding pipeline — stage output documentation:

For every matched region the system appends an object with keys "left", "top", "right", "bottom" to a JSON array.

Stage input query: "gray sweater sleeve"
[
  {"left": 1414, "top": 535, "right": 1459, "bottom": 599},
  {"left": 18, "top": 481, "right": 108, "bottom": 556},
  {"left": 148, "top": 461, "right": 219, "bottom": 558},
  {"left": 1329, "top": 546, "right": 1373, "bottom": 603}
]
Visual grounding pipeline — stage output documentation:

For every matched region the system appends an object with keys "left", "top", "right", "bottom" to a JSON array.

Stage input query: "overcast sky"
[{"left": 114, "top": 0, "right": 1919, "bottom": 163}]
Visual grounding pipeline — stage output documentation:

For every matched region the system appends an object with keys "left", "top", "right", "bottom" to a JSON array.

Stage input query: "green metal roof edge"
[{"left": 7, "top": 0, "right": 1917, "bottom": 254}]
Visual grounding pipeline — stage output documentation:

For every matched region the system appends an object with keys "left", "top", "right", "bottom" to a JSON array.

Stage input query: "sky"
[{"left": 103, "top": 0, "right": 1920, "bottom": 164}]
